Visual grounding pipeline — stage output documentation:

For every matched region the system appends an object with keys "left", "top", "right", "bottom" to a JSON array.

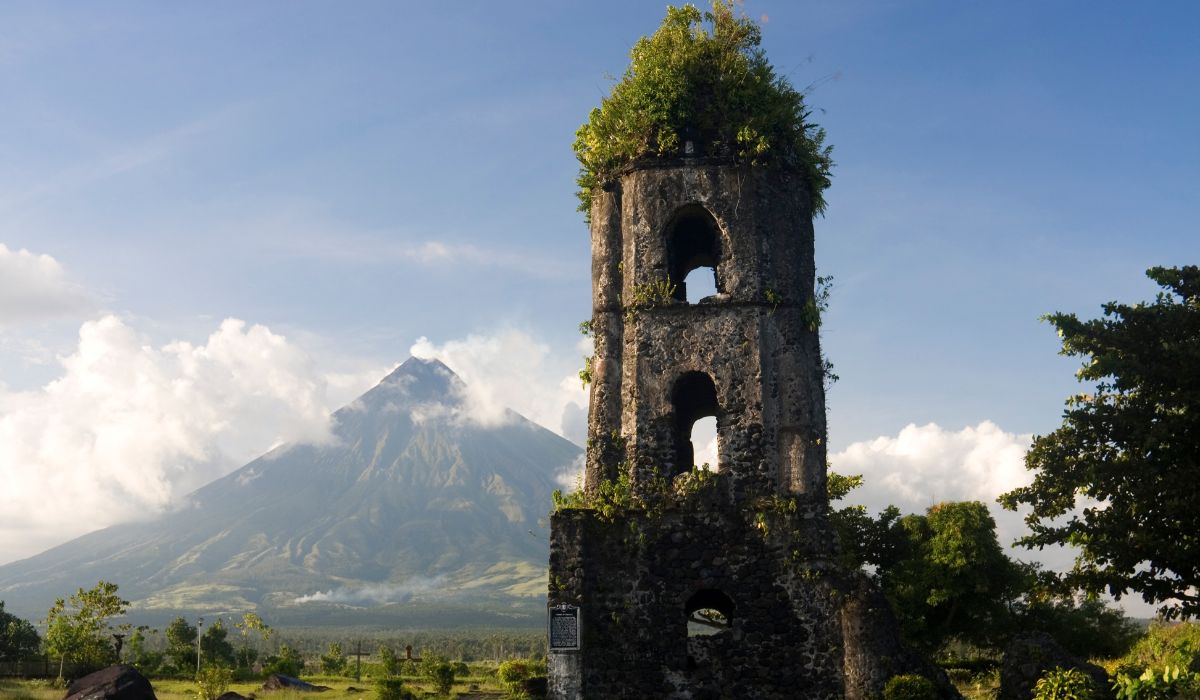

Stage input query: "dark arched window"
[
  {"left": 666, "top": 206, "right": 722, "bottom": 304},
  {"left": 671, "top": 372, "right": 719, "bottom": 476},
  {"left": 686, "top": 589, "right": 734, "bottom": 637}
]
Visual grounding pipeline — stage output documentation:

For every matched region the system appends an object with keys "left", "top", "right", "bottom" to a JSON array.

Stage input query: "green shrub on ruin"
[{"left": 572, "top": 1, "right": 832, "bottom": 220}]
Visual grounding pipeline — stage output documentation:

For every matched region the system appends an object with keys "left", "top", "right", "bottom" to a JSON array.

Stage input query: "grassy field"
[{"left": 0, "top": 673, "right": 512, "bottom": 699}]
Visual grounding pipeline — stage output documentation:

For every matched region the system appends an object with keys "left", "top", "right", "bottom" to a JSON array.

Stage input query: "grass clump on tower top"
[{"left": 573, "top": 1, "right": 833, "bottom": 220}]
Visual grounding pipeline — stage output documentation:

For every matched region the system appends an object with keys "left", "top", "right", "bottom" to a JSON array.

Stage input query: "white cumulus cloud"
[
  {"left": 409, "top": 329, "right": 589, "bottom": 442},
  {"left": 829, "top": 421, "right": 1079, "bottom": 569},
  {"left": 0, "top": 315, "right": 377, "bottom": 564},
  {"left": 0, "top": 243, "right": 90, "bottom": 325}
]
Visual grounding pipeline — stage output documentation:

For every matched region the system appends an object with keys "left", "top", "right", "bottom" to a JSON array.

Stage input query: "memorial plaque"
[{"left": 548, "top": 604, "right": 580, "bottom": 651}]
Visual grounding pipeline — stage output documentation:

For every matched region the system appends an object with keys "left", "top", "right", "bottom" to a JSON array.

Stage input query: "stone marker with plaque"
[{"left": 548, "top": 603, "right": 580, "bottom": 652}]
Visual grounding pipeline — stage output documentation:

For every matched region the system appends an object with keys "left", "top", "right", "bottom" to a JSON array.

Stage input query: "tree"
[
  {"left": 263, "top": 644, "right": 304, "bottom": 677},
  {"left": 1000, "top": 266, "right": 1200, "bottom": 619},
  {"left": 882, "top": 501, "right": 1028, "bottom": 651},
  {"left": 0, "top": 601, "right": 41, "bottom": 661},
  {"left": 165, "top": 617, "right": 198, "bottom": 672},
  {"left": 320, "top": 641, "right": 347, "bottom": 676},
  {"left": 125, "top": 626, "right": 163, "bottom": 674},
  {"left": 233, "top": 612, "right": 272, "bottom": 670},
  {"left": 200, "top": 619, "right": 236, "bottom": 668},
  {"left": 43, "top": 580, "right": 129, "bottom": 678}
]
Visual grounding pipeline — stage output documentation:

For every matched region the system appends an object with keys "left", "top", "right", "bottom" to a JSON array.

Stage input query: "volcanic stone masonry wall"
[{"left": 548, "top": 160, "right": 955, "bottom": 699}]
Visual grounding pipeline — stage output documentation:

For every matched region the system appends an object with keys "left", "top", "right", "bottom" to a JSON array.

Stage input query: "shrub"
[
  {"left": 571, "top": 1, "right": 832, "bottom": 219},
  {"left": 1033, "top": 667, "right": 1098, "bottom": 700},
  {"left": 883, "top": 674, "right": 937, "bottom": 700},
  {"left": 420, "top": 653, "right": 455, "bottom": 696},
  {"left": 498, "top": 659, "right": 533, "bottom": 693},
  {"left": 1120, "top": 622, "right": 1200, "bottom": 676},
  {"left": 1113, "top": 665, "right": 1200, "bottom": 699},
  {"left": 375, "top": 678, "right": 417, "bottom": 700},
  {"left": 262, "top": 644, "right": 304, "bottom": 677},
  {"left": 194, "top": 665, "right": 232, "bottom": 700}
]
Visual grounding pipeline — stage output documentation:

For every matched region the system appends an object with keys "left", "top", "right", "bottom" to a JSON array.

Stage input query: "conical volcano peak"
[{"left": 372, "top": 356, "right": 463, "bottom": 403}]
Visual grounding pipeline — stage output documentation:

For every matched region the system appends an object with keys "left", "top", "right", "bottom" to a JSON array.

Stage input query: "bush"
[
  {"left": 262, "top": 644, "right": 304, "bottom": 677},
  {"left": 194, "top": 665, "right": 232, "bottom": 700},
  {"left": 571, "top": 0, "right": 832, "bottom": 219},
  {"left": 420, "top": 654, "right": 455, "bottom": 696},
  {"left": 375, "top": 678, "right": 417, "bottom": 700},
  {"left": 1033, "top": 667, "right": 1098, "bottom": 700},
  {"left": 1113, "top": 665, "right": 1200, "bottom": 699},
  {"left": 497, "top": 659, "right": 532, "bottom": 691},
  {"left": 1120, "top": 622, "right": 1200, "bottom": 675},
  {"left": 883, "top": 674, "right": 937, "bottom": 700}
]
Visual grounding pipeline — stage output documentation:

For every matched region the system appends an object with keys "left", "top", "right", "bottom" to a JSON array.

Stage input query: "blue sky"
[{"left": 0, "top": 2, "right": 1196, "bottom": 612}]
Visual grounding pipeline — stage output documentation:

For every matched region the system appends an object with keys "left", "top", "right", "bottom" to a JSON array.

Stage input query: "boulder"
[
  {"left": 999, "top": 631, "right": 1110, "bottom": 700},
  {"left": 260, "top": 674, "right": 329, "bottom": 692},
  {"left": 64, "top": 664, "right": 156, "bottom": 700},
  {"left": 215, "top": 693, "right": 250, "bottom": 700}
]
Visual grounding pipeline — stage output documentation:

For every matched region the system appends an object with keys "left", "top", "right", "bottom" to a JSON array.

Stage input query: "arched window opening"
[
  {"left": 690, "top": 416, "right": 718, "bottom": 472},
  {"left": 667, "top": 207, "right": 722, "bottom": 303},
  {"left": 671, "top": 372, "right": 719, "bottom": 477},
  {"left": 682, "top": 267, "right": 717, "bottom": 304},
  {"left": 686, "top": 589, "right": 734, "bottom": 637}
]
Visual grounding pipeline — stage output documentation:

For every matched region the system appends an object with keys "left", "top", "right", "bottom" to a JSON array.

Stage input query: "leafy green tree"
[
  {"left": 125, "top": 626, "right": 163, "bottom": 674},
  {"left": 200, "top": 619, "right": 236, "bottom": 668},
  {"left": 572, "top": 0, "right": 832, "bottom": 219},
  {"left": 1000, "top": 266, "right": 1200, "bottom": 619},
  {"left": 1018, "top": 595, "right": 1141, "bottom": 660},
  {"left": 165, "top": 616, "right": 198, "bottom": 672},
  {"left": 882, "top": 501, "right": 1028, "bottom": 651},
  {"left": 263, "top": 644, "right": 304, "bottom": 677},
  {"left": 320, "top": 641, "right": 347, "bottom": 676},
  {"left": 0, "top": 600, "right": 41, "bottom": 661},
  {"left": 43, "top": 580, "right": 129, "bottom": 678},
  {"left": 828, "top": 472, "right": 909, "bottom": 572},
  {"left": 233, "top": 612, "right": 272, "bottom": 670}
]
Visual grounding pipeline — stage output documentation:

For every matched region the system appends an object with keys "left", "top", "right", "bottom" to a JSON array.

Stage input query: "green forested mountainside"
[{"left": 0, "top": 358, "right": 580, "bottom": 625}]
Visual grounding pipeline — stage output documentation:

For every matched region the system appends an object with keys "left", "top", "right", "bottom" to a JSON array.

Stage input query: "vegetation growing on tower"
[{"left": 572, "top": 1, "right": 833, "bottom": 219}]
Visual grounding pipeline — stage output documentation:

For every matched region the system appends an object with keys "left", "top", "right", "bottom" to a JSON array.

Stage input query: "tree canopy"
[
  {"left": 0, "top": 601, "right": 40, "bottom": 661},
  {"left": 572, "top": 1, "right": 832, "bottom": 219},
  {"left": 1000, "top": 265, "right": 1200, "bottom": 619},
  {"left": 43, "top": 580, "right": 129, "bottom": 677}
]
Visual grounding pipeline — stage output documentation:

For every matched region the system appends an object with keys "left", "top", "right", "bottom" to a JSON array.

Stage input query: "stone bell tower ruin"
[{"left": 547, "top": 156, "right": 848, "bottom": 698}]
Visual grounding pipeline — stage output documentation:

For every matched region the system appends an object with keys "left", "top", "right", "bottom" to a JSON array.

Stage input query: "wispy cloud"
[
  {"left": 0, "top": 243, "right": 91, "bottom": 325},
  {"left": 0, "top": 102, "right": 255, "bottom": 214}
]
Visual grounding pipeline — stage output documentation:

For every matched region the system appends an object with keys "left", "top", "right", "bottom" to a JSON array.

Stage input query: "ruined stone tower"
[{"left": 547, "top": 156, "right": 847, "bottom": 699}]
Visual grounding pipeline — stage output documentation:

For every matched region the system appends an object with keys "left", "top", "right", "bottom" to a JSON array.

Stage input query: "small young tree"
[
  {"left": 43, "top": 580, "right": 129, "bottom": 679},
  {"left": 233, "top": 612, "right": 272, "bottom": 670},
  {"left": 420, "top": 653, "right": 455, "bottom": 696},
  {"left": 320, "top": 641, "right": 347, "bottom": 676}
]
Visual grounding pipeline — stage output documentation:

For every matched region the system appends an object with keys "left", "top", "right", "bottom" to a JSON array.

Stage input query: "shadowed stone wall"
[{"left": 549, "top": 160, "right": 850, "bottom": 699}]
